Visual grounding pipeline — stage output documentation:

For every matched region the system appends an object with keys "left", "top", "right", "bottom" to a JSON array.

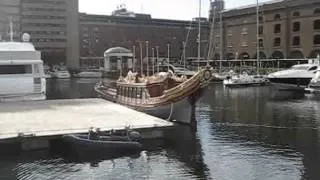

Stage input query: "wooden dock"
[{"left": 0, "top": 98, "right": 173, "bottom": 141}]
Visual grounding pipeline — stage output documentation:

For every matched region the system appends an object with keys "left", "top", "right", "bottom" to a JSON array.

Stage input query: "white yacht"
[
  {"left": 267, "top": 62, "right": 320, "bottom": 91},
  {"left": 52, "top": 66, "right": 71, "bottom": 79},
  {"left": 223, "top": 72, "right": 269, "bottom": 87},
  {"left": 158, "top": 64, "right": 196, "bottom": 78},
  {"left": 0, "top": 34, "right": 46, "bottom": 102},
  {"left": 74, "top": 70, "right": 102, "bottom": 78}
]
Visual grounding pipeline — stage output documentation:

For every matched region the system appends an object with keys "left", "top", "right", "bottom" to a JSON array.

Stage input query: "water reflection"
[
  {"left": 0, "top": 125, "right": 208, "bottom": 180},
  {"left": 197, "top": 84, "right": 320, "bottom": 180},
  {"left": 46, "top": 78, "right": 101, "bottom": 99},
  {"left": 1, "top": 79, "right": 320, "bottom": 179}
]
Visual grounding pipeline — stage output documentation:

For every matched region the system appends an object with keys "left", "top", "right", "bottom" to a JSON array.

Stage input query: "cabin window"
[
  {"left": 0, "top": 65, "right": 32, "bottom": 74},
  {"left": 34, "top": 77, "right": 41, "bottom": 84},
  {"left": 33, "top": 64, "right": 40, "bottom": 74},
  {"left": 308, "top": 66, "right": 318, "bottom": 71},
  {"left": 314, "top": 8, "right": 320, "bottom": 15}
]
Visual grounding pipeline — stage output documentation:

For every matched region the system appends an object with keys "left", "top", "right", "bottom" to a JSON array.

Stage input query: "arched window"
[
  {"left": 259, "top": 39, "right": 264, "bottom": 47},
  {"left": 274, "top": 14, "right": 281, "bottom": 20},
  {"left": 314, "top": 8, "right": 320, "bottom": 15},
  {"left": 293, "top": 11, "right": 300, "bottom": 17}
]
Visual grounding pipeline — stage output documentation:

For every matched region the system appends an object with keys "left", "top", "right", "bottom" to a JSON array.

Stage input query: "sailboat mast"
[
  {"left": 9, "top": 17, "right": 13, "bottom": 42},
  {"left": 198, "top": 0, "right": 201, "bottom": 70},
  {"left": 133, "top": 45, "right": 136, "bottom": 72},
  {"left": 146, "top": 41, "right": 149, "bottom": 76},
  {"left": 156, "top": 46, "right": 159, "bottom": 73},
  {"left": 256, "top": 0, "right": 260, "bottom": 74},
  {"left": 139, "top": 41, "right": 143, "bottom": 75},
  {"left": 219, "top": 11, "right": 223, "bottom": 73}
]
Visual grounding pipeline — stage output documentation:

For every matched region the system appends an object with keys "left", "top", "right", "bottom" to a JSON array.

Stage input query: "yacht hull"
[
  {"left": 133, "top": 95, "right": 197, "bottom": 124},
  {"left": 268, "top": 78, "right": 311, "bottom": 91}
]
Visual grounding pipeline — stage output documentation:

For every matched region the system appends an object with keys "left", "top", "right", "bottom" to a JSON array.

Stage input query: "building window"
[
  {"left": 293, "top": 22, "right": 300, "bottom": 32},
  {"left": 259, "top": 39, "right": 264, "bottom": 47},
  {"left": 292, "top": 36, "right": 300, "bottom": 46},
  {"left": 314, "top": 8, "right": 320, "bottom": 15},
  {"left": 259, "top": 16, "right": 263, "bottom": 21},
  {"left": 227, "top": 30, "right": 232, "bottom": 36},
  {"left": 293, "top": 11, "right": 300, "bottom": 17},
  {"left": 274, "top": 37, "right": 281, "bottom": 47},
  {"left": 241, "top": 28, "right": 248, "bottom": 35},
  {"left": 258, "top": 25, "right": 263, "bottom": 35},
  {"left": 274, "top": 14, "right": 281, "bottom": 20},
  {"left": 274, "top": 24, "right": 281, "bottom": 33},
  {"left": 314, "top": 20, "right": 320, "bottom": 30},
  {"left": 314, "top": 35, "right": 320, "bottom": 45}
]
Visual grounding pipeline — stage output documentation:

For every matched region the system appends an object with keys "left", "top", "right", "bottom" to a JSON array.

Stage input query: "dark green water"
[{"left": 1, "top": 79, "right": 319, "bottom": 180}]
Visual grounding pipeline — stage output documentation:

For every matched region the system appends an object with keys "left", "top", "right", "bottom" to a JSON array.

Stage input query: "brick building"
[
  {"left": 209, "top": 0, "right": 320, "bottom": 61},
  {"left": 79, "top": 10, "right": 209, "bottom": 67}
]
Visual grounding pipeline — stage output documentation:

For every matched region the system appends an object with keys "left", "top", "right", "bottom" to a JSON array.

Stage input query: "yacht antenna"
[{"left": 9, "top": 17, "right": 13, "bottom": 42}]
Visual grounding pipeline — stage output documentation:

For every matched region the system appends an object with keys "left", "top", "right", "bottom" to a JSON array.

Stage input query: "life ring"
[{"left": 203, "top": 70, "right": 212, "bottom": 81}]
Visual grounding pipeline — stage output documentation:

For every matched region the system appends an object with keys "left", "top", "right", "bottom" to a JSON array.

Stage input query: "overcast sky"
[{"left": 79, "top": 0, "right": 269, "bottom": 20}]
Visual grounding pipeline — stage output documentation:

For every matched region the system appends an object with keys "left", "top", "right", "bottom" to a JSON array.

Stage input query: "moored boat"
[
  {"left": 223, "top": 72, "right": 270, "bottom": 87},
  {"left": 73, "top": 70, "right": 103, "bottom": 78},
  {"left": 267, "top": 62, "right": 320, "bottom": 91},
  {"left": 95, "top": 68, "right": 211, "bottom": 124},
  {"left": 0, "top": 33, "right": 46, "bottom": 102},
  {"left": 62, "top": 133, "right": 143, "bottom": 154}
]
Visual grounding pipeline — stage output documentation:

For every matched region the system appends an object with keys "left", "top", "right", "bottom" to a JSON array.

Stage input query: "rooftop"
[
  {"left": 222, "top": 0, "right": 284, "bottom": 13},
  {"left": 0, "top": 42, "right": 36, "bottom": 52},
  {"left": 104, "top": 47, "right": 132, "bottom": 55}
]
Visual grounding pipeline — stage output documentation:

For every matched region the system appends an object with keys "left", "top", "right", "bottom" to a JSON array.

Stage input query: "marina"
[
  {"left": 1, "top": 0, "right": 320, "bottom": 179},
  {"left": 1, "top": 80, "right": 320, "bottom": 179}
]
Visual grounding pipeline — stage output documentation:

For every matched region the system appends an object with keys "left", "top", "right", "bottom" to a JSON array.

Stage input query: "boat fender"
[{"left": 203, "top": 70, "right": 212, "bottom": 81}]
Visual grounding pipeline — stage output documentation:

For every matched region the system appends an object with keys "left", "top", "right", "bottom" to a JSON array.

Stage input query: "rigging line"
[
  {"left": 180, "top": 20, "right": 194, "bottom": 64},
  {"left": 207, "top": 6, "right": 217, "bottom": 60}
]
